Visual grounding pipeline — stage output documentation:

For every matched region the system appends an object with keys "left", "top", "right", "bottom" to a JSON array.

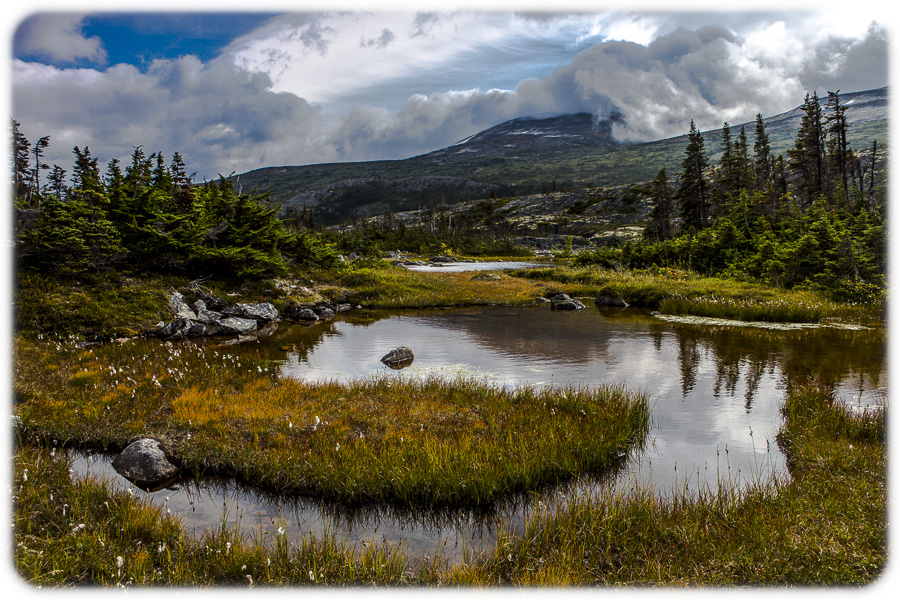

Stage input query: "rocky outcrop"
[
  {"left": 158, "top": 291, "right": 356, "bottom": 340},
  {"left": 112, "top": 438, "right": 179, "bottom": 489},
  {"left": 549, "top": 293, "right": 585, "bottom": 310},
  {"left": 381, "top": 346, "right": 414, "bottom": 369}
]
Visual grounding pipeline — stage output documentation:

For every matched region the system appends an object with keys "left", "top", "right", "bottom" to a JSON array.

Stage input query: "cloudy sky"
[{"left": 6, "top": 1, "right": 891, "bottom": 182}]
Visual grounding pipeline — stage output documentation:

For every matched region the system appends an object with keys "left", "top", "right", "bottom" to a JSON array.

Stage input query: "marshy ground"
[{"left": 11, "top": 260, "right": 888, "bottom": 587}]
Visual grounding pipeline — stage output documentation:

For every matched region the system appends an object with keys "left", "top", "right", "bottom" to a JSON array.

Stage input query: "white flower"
[
  {"left": 309, "top": 570, "right": 315, "bottom": 581},
  {"left": 116, "top": 556, "right": 124, "bottom": 569},
  {"left": 277, "top": 526, "right": 285, "bottom": 535},
  {"left": 335, "top": 443, "right": 340, "bottom": 451}
]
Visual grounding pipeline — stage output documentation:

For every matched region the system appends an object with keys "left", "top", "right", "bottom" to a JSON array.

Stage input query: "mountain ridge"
[{"left": 232, "top": 87, "right": 887, "bottom": 224}]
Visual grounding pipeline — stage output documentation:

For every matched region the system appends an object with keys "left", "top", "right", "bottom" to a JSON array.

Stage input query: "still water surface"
[{"left": 73, "top": 303, "right": 886, "bottom": 563}]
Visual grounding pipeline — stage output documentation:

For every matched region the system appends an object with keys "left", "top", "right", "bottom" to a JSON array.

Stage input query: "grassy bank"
[
  {"left": 511, "top": 265, "right": 884, "bottom": 324},
  {"left": 13, "top": 382, "right": 885, "bottom": 586},
  {"left": 13, "top": 334, "right": 649, "bottom": 507},
  {"left": 15, "top": 260, "right": 880, "bottom": 344}
]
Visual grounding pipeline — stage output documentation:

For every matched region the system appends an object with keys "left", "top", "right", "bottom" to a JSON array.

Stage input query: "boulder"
[
  {"left": 216, "top": 317, "right": 258, "bottom": 335},
  {"left": 549, "top": 293, "right": 585, "bottom": 310},
  {"left": 428, "top": 255, "right": 456, "bottom": 263},
  {"left": 295, "top": 308, "right": 319, "bottom": 322},
  {"left": 595, "top": 294, "right": 629, "bottom": 308},
  {"left": 195, "top": 307, "right": 224, "bottom": 324},
  {"left": 158, "top": 318, "right": 193, "bottom": 340},
  {"left": 191, "top": 288, "right": 227, "bottom": 311},
  {"left": 112, "top": 438, "right": 179, "bottom": 486},
  {"left": 186, "top": 321, "right": 207, "bottom": 337},
  {"left": 313, "top": 305, "right": 335, "bottom": 319},
  {"left": 223, "top": 302, "right": 279, "bottom": 323},
  {"left": 168, "top": 291, "right": 197, "bottom": 321},
  {"left": 381, "top": 346, "right": 414, "bottom": 368}
]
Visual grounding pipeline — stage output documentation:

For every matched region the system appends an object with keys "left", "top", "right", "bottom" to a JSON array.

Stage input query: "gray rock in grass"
[{"left": 112, "top": 438, "right": 179, "bottom": 486}]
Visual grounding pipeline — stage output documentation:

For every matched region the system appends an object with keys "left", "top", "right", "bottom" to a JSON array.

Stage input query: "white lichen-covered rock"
[
  {"left": 112, "top": 438, "right": 178, "bottom": 484},
  {"left": 223, "top": 302, "right": 279, "bottom": 323},
  {"left": 217, "top": 317, "right": 258, "bottom": 335}
]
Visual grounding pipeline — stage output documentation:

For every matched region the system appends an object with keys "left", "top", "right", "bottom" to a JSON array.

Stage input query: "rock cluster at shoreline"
[{"left": 156, "top": 290, "right": 357, "bottom": 341}]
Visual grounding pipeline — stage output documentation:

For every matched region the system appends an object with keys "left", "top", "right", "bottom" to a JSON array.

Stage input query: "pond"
[
  {"left": 401, "top": 260, "right": 547, "bottom": 272},
  {"left": 72, "top": 303, "right": 886, "bottom": 564}
]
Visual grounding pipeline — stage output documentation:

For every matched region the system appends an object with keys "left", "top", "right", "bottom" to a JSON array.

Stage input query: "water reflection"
[
  {"left": 70, "top": 303, "right": 886, "bottom": 564},
  {"left": 71, "top": 447, "right": 629, "bottom": 564}
]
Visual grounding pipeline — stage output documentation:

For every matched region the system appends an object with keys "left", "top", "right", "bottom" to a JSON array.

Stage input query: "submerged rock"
[
  {"left": 595, "top": 294, "right": 629, "bottom": 308},
  {"left": 381, "top": 346, "right": 414, "bottom": 368},
  {"left": 294, "top": 308, "right": 319, "bottom": 321},
  {"left": 549, "top": 293, "right": 585, "bottom": 310},
  {"left": 112, "top": 438, "right": 179, "bottom": 487}
]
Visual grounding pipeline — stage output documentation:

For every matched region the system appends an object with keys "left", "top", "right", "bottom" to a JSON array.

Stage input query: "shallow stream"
[{"left": 72, "top": 302, "right": 886, "bottom": 563}]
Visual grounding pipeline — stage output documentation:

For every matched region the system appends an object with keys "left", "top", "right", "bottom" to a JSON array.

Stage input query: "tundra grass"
[
  {"left": 13, "top": 333, "right": 649, "bottom": 508},
  {"left": 316, "top": 264, "right": 548, "bottom": 309},
  {"left": 448, "top": 383, "right": 886, "bottom": 585},
  {"left": 510, "top": 265, "right": 883, "bottom": 324},
  {"left": 13, "top": 380, "right": 886, "bottom": 587}
]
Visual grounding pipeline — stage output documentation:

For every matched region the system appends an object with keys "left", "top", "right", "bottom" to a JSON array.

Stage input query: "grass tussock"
[
  {"left": 14, "top": 334, "right": 649, "bottom": 508},
  {"left": 511, "top": 265, "right": 881, "bottom": 324}
]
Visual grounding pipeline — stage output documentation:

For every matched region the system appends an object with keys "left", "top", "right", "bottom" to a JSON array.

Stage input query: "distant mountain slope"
[
  {"left": 422, "top": 112, "right": 619, "bottom": 163},
  {"left": 232, "top": 87, "right": 887, "bottom": 224}
]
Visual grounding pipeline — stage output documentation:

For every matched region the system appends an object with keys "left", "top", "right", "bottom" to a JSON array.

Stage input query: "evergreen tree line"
[
  {"left": 582, "top": 91, "right": 886, "bottom": 303},
  {"left": 11, "top": 122, "right": 339, "bottom": 279}
]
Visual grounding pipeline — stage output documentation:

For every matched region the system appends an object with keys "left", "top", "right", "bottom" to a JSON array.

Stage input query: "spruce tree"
[
  {"left": 788, "top": 92, "right": 826, "bottom": 209},
  {"left": 644, "top": 168, "right": 675, "bottom": 242},
  {"left": 825, "top": 90, "right": 851, "bottom": 203},
  {"left": 752, "top": 113, "right": 773, "bottom": 206},
  {"left": 677, "top": 120, "right": 711, "bottom": 231},
  {"left": 11, "top": 119, "right": 31, "bottom": 201}
]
